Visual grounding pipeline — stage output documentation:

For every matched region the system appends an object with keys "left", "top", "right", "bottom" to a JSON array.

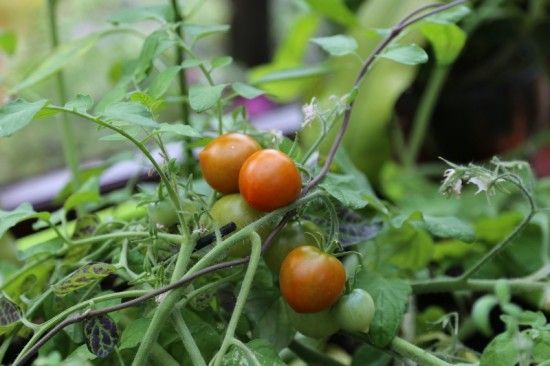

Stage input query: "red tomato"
[
  {"left": 238, "top": 149, "right": 301, "bottom": 212},
  {"left": 199, "top": 133, "right": 261, "bottom": 194},
  {"left": 279, "top": 246, "right": 346, "bottom": 313}
]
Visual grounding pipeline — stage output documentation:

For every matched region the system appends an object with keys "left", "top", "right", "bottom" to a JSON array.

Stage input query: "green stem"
[
  {"left": 132, "top": 235, "right": 196, "bottom": 366},
  {"left": 172, "top": 311, "right": 207, "bottom": 366},
  {"left": 212, "top": 232, "right": 262, "bottom": 366},
  {"left": 176, "top": 270, "right": 241, "bottom": 308},
  {"left": 411, "top": 277, "right": 547, "bottom": 294},
  {"left": 288, "top": 340, "right": 346, "bottom": 366},
  {"left": 405, "top": 65, "right": 449, "bottom": 167},
  {"left": 46, "top": 0, "right": 80, "bottom": 192},
  {"left": 151, "top": 343, "right": 180, "bottom": 366},
  {"left": 390, "top": 336, "right": 452, "bottom": 366},
  {"left": 169, "top": 0, "right": 189, "bottom": 123}
]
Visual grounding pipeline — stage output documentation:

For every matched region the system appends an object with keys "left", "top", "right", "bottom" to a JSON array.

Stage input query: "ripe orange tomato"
[
  {"left": 238, "top": 149, "right": 301, "bottom": 212},
  {"left": 279, "top": 246, "right": 346, "bottom": 313},
  {"left": 198, "top": 133, "right": 261, "bottom": 194}
]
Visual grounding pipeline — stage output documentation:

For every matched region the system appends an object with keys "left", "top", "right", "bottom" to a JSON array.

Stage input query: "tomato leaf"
[
  {"left": 119, "top": 318, "right": 151, "bottom": 350},
  {"left": 84, "top": 315, "right": 119, "bottom": 358},
  {"left": 232, "top": 82, "right": 265, "bottom": 99},
  {"left": 0, "top": 99, "right": 48, "bottom": 137},
  {"left": 53, "top": 263, "right": 117, "bottom": 297},
  {"left": 311, "top": 35, "right": 358, "bottom": 56},
  {"left": 305, "top": 0, "right": 357, "bottom": 27},
  {"left": 380, "top": 44, "right": 428, "bottom": 65},
  {"left": 355, "top": 270, "right": 411, "bottom": 348},
  {"left": 420, "top": 22, "right": 466, "bottom": 65},
  {"left": 65, "top": 94, "right": 94, "bottom": 113},
  {"left": 189, "top": 84, "right": 226, "bottom": 112},
  {"left": 157, "top": 123, "right": 201, "bottom": 138},
  {"left": 148, "top": 66, "right": 182, "bottom": 99},
  {"left": 222, "top": 339, "right": 285, "bottom": 366},
  {"left": 320, "top": 174, "right": 369, "bottom": 209},
  {"left": 423, "top": 215, "right": 475, "bottom": 243},
  {"left": 479, "top": 332, "right": 520, "bottom": 366},
  {"left": 0, "top": 202, "right": 50, "bottom": 238},
  {"left": 101, "top": 101, "right": 158, "bottom": 128},
  {"left": 109, "top": 5, "right": 173, "bottom": 24}
]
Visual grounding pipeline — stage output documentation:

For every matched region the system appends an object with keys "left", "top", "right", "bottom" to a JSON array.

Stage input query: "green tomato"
[
  {"left": 286, "top": 304, "right": 339, "bottom": 339},
  {"left": 148, "top": 200, "right": 178, "bottom": 227},
  {"left": 210, "top": 194, "right": 269, "bottom": 257},
  {"left": 263, "top": 221, "right": 323, "bottom": 274},
  {"left": 333, "top": 289, "right": 375, "bottom": 333}
]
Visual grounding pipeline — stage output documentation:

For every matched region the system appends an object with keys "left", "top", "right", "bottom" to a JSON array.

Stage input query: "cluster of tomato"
[{"left": 199, "top": 133, "right": 375, "bottom": 338}]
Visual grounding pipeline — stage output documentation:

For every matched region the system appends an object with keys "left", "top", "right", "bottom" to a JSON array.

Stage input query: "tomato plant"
[
  {"left": 148, "top": 200, "right": 178, "bottom": 227},
  {"left": 239, "top": 149, "right": 302, "bottom": 212},
  {"left": 199, "top": 133, "right": 261, "bottom": 194},
  {"left": 279, "top": 245, "right": 346, "bottom": 313},
  {"left": 333, "top": 289, "right": 375, "bottom": 333}
]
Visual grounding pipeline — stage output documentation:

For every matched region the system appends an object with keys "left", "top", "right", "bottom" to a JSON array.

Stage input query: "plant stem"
[
  {"left": 288, "top": 340, "right": 346, "bottom": 366},
  {"left": 405, "top": 65, "right": 448, "bottom": 167},
  {"left": 169, "top": 0, "right": 189, "bottom": 123},
  {"left": 132, "top": 235, "right": 195, "bottom": 366},
  {"left": 46, "top": 0, "right": 80, "bottom": 192},
  {"left": 391, "top": 336, "right": 452, "bottom": 366},
  {"left": 172, "top": 311, "right": 207, "bottom": 366},
  {"left": 213, "top": 233, "right": 261, "bottom": 366},
  {"left": 151, "top": 343, "right": 180, "bottom": 366},
  {"left": 411, "top": 277, "right": 547, "bottom": 294}
]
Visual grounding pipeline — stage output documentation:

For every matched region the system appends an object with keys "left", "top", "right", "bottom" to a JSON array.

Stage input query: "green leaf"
[
  {"left": 157, "top": 123, "right": 201, "bottom": 138},
  {"left": 65, "top": 94, "right": 93, "bottom": 113},
  {"left": 388, "top": 222, "right": 434, "bottom": 271},
  {"left": 252, "top": 64, "right": 330, "bottom": 84},
  {"left": 351, "top": 344, "right": 392, "bottom": 366},
  {"left": 245, "top": 289, "right": 294, "bottom": 350},
  {"left": 180, "top": 59, "right": 204, "bottom": 68},
  {"left": 0, "top": 296, "right": 21, "bottom": 326},
  {"left": 210, "top": 56, "right": 233, "bottom": 70},
  {"left": 109, "top": 5, "right": 173, "bottom": 24},
  {"left": 0, "top": 30, "right": 16, "bottom": 55},
  {"left": 53, "top": 263, "right": 117, "bottom": 297},
  {"left": 320, "top": 173, "right": 369, "bottom": 209},
  {"left": 0, "top": 203, "right": 50, "bottom": 238},
  {"left": 472, "top": 295, "right": 499, "bottom": 337},
  {"left": 12, "top": 33, "right": 100, "bottom": 93},
  {"left": 183, "top": 24, "right": 230, "bottom": 44},
  {"left": 475, "top": 212, "right": 522, "bottom": 243},
  {"left": 420, "top": 22, "right": 466, "bottom": 65},
  {"left": 423, "top": 215, "right": 475, "bottom": 242},
  {"left": 355, "top": 270, "right": 411, "bottom": 347},
  {"left": 532, "top": 330, "right": 550, "bottom": 364},
  {"left": 64, "top": 177, "right": 101, "bottom": 211},
  {"left": 479, "top": 332, "right": 520, "bottom": 366},
  {"left": 101, "top": 102, "right": 158, "bottom": 128},
  {"left": 134, "top": 30, "right": 169, "bottom": 81},
  {"left": 222, "top": 339, "right": 286, "bottom": 366},
  {"left": 0, "top": 99, "right": 48, "bottom": 137},
  {"left": 305, "top": 0, "right": 357, "bottom": 27},
  {"left": 311, "top": 35, "right": 358, "bottom": 56},
  {"left": 148, "top": 66, "right": 181, "bottom": 99},
  {"left": 232, "top": 82, "right": 264, "bottom": 99},
  {"left": 17, "top": 237, "right": 64, "bottom": 261},
  {"left": 130, "top": 91, "right": 163, "bottom": 112},
  {"left": 380, "top": 44, "right": 428, "bottom": 65},
  {"left": 83, "top": 315, "right": 119, "bottom": 358},
  {"left": 119, "top": 318, "right": 151, "bottom": 350},
  {"left": 188, "top": 84, "right": 226, "bottom": 112},
  {"left": 426, "top": 5, "right": 471, "bottom": 24}
]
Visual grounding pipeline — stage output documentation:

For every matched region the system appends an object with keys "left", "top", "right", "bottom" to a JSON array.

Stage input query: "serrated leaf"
[
  {"left": 532, "top": 330, "right": 550, "bottom": 364},
  {"left": 222, "top": 339, "right": 286, "bottom": 366},
  {"left": 53, "top": 263, "right": 117, "bottom": 296},
  {"left": 0, "top": 30, "right": 16, "bottom": 55},
  {"left": 355, "top": 271, "right": 411, "bottom": 347},
  {"left": 210, "top": 56, "right": 233, "bottom": 70},
  {"left": 101, "top": 102, "right": 157, "bottom": 128},
  {"left": 119, "top": 318, "right": 151, "bottom": 350},
  {"left": 134, "top": 30, "right": 168, "bottom": 81},
  {"left": 84, "top": 315, "right": 119, "bottom": 358},
  {"left": 479, "top": 332, "right": 520, "bottom": 366},
  {"left": 311, "top": 35, "right": 357, "bottom": 56},
  {"left": 188, "top": 84, "right": 226, "bottom": 112},
  {"left": 423, "top": 215, "right": 475, "bottom": 242},
  {"left": 232, "top": 82, "right": 264, "bottom": 99},
  {"left": 12, "top": 33, "right": 100, "bottom": 93},
  {"left": 0, "top": 296, "right": 21, "bottom": 326},
  {"left": 320, "top": 173, "right": 369, "bottom": 209},
  {"left": 65, "top": 94, "right": 93, "bottom": 113},
  {"left": 183, "top": 24, "right": 230, "bottom": 44},
  {"left": 148, "top": 66, "right": 181, "bottom": 99},
  {"left": 0, "top": 99, "right": 48, "bottom": 137},
  {"left": 130, "top": 91, "right": 163, "bottom": 112},
  {"left": 0, "top": 202, "right": 50, "bottom": 238},
  {"left": 420, "top": 22, "right": 466, "bottom": 65},
  {"left": 380, "top": 44, "right": 428, "bottom": 65},
  {"left": 157, "top": 123, "right": 200, "bottom": 138}
]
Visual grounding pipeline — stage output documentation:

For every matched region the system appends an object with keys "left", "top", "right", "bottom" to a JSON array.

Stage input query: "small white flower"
[
  {"left": 301, "top": 98, "right": 317, "bottom": 127},
  {"left": 451, "top": 179, "right": 463, "bottom": 195},
  {"left": 468, "top": 176, "right": 491, "bottom": 194}
]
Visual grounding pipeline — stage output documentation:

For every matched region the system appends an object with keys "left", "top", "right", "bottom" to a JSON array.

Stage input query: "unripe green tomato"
[
  {"left": 148, "top": 200, "right": 178, "bottom": 227},
  {"left": 263, "top": 221, "right": 323, "bottom": 274},
  {"left": 286, "top": 304, "right": 339, "bottom": 339},
  {"left": 333, "top": 289, "right": 375, "bottom": 333},
  {"left": 210, "top": 194, "right": 270, "bottom": 257}
]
